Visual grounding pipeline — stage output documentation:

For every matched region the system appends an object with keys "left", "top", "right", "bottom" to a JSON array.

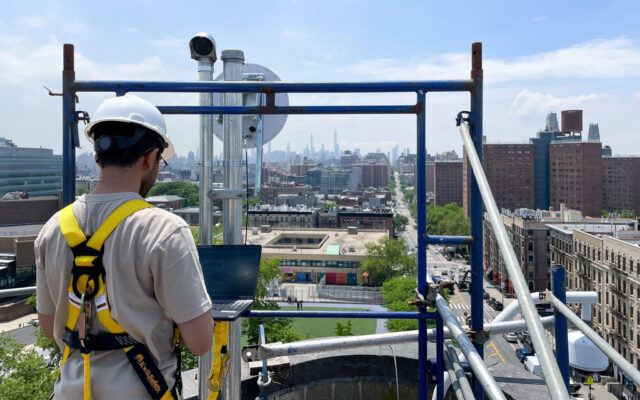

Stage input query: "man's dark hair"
[{"left": 92, "top": 122, "right": 165, "bottom": 167}]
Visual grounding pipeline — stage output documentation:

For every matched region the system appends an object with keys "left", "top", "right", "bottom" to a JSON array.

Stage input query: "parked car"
[
  {"left": 515, "top": 348, "right": 532, "bottom": 362},
  {"left": 442, "top": 270, "right": 448, "bottom": 275},
  {"left": 490, "top": 300, "right": 504, "bottom": 311},
  {"left": 503, "top": 332, "right": 518, "bottom": 343},
  {"left": 516, "top": 331, "right": 531, "bottom": 343},
  {"left": 524, "top": 356, "right": 543, "bottom": 378}
]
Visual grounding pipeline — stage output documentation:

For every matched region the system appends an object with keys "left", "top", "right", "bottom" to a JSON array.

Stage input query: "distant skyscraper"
[
  {"left": 545, "top": 112, "right": 559, "bottom": 131},
  {"left": 354, "top": 148, "right": 361, "bottom": 156},
  {"left": 392, "top": 145, "right": 399, "bottom": 165},
  {"left": 286, "top": 141, "right": 291, "bottom": 155},
  {"left": 588, "top": 123, "right": 600, "bottom": 142},
  {"left": 187, "top": 151, "right": 194, "bottom": 161},
  {"left": 310, "top": 133, "right": 316, "bottom": 156},
  {"left": 333, "top": 130, "right": 339, "bottom": 157}
]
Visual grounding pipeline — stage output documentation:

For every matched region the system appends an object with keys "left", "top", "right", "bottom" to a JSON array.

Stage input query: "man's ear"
[
  {"left": 142, "top": 148, "right": 160, "bottom": 170},
  {"left": 94, "top": 154, "right": 103, "bottom": 169}
]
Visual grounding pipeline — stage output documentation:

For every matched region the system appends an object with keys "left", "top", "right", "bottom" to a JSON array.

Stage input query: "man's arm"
[
  {"left": 38, "top": 313, "right": 55, "bottom": 339},
  {"left": 177, "top": 311, "right": 213, "bottom": 356}
]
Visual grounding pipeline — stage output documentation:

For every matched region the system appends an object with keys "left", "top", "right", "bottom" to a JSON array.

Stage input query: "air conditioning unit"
[
  {"left": 293, "top": 246, "right": 297, "bottom": 252},
  {"left": 349, "top": 244, "right": 356, "bottom": 252}
]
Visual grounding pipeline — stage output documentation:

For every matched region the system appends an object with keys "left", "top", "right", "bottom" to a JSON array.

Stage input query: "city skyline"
[{"left": 2, "top": 2, "right": 640, "bottom": 158}]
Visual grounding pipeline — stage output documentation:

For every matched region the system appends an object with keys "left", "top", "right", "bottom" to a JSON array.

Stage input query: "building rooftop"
[
  {"left": 246, "top": 228, "right": 387, "bottom": 257},
  {"left": 0, "top": 224, "right": 43, "bottom": 237}
]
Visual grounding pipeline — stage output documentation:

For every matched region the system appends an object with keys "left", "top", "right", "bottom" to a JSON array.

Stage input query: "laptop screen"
[{"left": 197, "top": 245, "right": 262, "bottom": 301}]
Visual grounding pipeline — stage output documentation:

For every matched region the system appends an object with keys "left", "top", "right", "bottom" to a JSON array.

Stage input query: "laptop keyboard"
[{"left": 211, "top": 300, "right": 251, "bottom": 311}]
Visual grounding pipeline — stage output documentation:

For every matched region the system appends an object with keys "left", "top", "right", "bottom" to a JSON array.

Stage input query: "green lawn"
[{"left": 279, "top": 306, "right": 377, "bottom": 338}]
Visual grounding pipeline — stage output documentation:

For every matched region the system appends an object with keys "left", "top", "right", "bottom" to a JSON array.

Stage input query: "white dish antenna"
[{"left": 212, "top": 63, "right": 289, "bottom": 148}]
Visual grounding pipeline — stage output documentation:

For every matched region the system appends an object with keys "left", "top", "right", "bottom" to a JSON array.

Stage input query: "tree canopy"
[
  {"left": 426, "top": 203, "right": 470, "bottom": 236},
  {"left": 0, "top": 333, "right": 57, "bottom": 400},
  {"left": 360, "top": 237, "right": 417, "bottom": 286},
  {"left": 393, "top": 214, "right": 409, "bottom": 232},
  {"left": 147, "top": 181, "right": 199, "bottom": 207}
]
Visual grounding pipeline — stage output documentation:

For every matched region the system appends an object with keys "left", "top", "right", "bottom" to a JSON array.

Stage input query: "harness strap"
[
  {"left": 207, "top": 321, "right": 230, "bottom": 400},
  {"left": 58, "top": 199, "right": 179, "bottom": 400}
]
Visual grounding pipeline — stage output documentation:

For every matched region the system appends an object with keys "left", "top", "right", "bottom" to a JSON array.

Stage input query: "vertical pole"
[
  {"left": 255, "top": 95, "right": 264, "bottom": 195},
  {"left": 416, "top": 91, "right": 427, "bottom": 400},
  {"left": 62, "top": 44, "right": 76, "bottom": 206},
  {"left": 198, "top": 61, "right": 214, "bottom": 245},
  {"left": 222, "top": 49, "right": 245, "bottom": 400},
  {"left": 197, "top": 60, "right": 214, "bottom": 399},
  {"left": 469, "top": 41, "right": 484, "bottom": 399},
  {"left": 436, "top": 314, "right": 444, "bottom": 400},
  {"left": 552, "top": 266, "right": 570, "bottom": 391}
]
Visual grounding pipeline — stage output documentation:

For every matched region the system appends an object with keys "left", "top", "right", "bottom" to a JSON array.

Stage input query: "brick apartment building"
[
  {"left": 602, "top": 156, "right": 640, "bottom": 214},
  {"left": 337, "top": 210, "right": 393, "bottom": 238},
  {"left": 463, "top": 144, "right": 535, "bottom": 216},
  {"left": 260, "top": 183, "right": 313, "bottom": 205},
  {"left": 356, "top": 163, "right": 389, "bottom": 188},
  {"left": 549, "top": 141, "right": 603, "bottom": 217},
  {"left": 483, "top": 210, "right": 552, "bottom": 293},
  {"left": 549, "top": 223, "right": 640, "bottom": 395},
  {"left": 434, "top": 160, "right": 462, "bottom": 207},
  {"left": 290, "top": 163, "right": 317, "bottom": 177}
]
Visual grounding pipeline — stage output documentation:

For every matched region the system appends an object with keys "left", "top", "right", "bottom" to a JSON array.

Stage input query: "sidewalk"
[{"left": 0, "top": 312, "right": 38, "bottom": 332}]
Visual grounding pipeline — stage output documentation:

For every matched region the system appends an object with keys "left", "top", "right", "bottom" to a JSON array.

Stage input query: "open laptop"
[{"left": 197, "top": 245, "right": 262, "bottom": 321}]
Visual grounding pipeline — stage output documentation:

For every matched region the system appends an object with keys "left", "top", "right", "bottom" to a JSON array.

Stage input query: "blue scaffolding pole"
[{"left": 60, "top": 42, "right": 484, "bottom": 400}]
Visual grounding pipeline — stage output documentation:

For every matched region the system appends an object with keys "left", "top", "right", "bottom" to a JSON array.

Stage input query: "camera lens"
[{"left": 191, "top": 37, "right": 213, "bottom": 56}]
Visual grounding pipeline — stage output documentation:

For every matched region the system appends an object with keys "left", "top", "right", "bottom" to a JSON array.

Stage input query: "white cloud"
[
  {"left": 509, "top": 89, "right": 602, "bottom": 116},
  {"left": 532, "top": 16, "right": 546, "bottom": 22},
  {"left": 344, "top": 37, "right": 640, "bottom": 83},
  {"left": 145, "top": 38, "right": 186, "bottom": 49}
]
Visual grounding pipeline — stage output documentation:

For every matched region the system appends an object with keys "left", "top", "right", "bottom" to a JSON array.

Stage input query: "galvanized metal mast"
[{"left": 221, "top": 49, "right": 245, "bottom": 400}]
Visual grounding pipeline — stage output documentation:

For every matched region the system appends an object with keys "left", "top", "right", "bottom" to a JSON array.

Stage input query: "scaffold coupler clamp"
[
  {"left": 455, "top": 111, "right": 472, "bottom": 126},
  {"left": 408, "top": 286, "right": 436, "bottom": 308},
  {"left": 467, "top": 329, "right": 490, "bottom": 345}
]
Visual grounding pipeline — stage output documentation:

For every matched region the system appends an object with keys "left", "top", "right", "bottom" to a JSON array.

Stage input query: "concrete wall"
[{"left": 0, "top": 197, "right": 60, "bottom": 225}]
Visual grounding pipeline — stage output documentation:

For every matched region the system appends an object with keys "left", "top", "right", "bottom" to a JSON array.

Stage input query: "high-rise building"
[
  {"left": 588, "top": 123, "right": 600, "bottom": 142},
  {"left": 434, "top": 160, "right": 462, "bottom": 207},
  {"left": 530, "top": 130, "right": 561, "bottom": 210},
  {"left": 0, "top": 141, "right": 62, "bottom": 197},
  {"left": 333, "top": 130, "right": 339, "bottom": 158},
  {"left": 309, "top": 133, "right": 316, "bottom": 156},
  {"left": 602, "top": 156, "right": 640, "bottom": 214},
  {"left": 549, "top": 141, "right": 603, "bottom": 217},
  {"left": 356, "top": 163, "right": 389, "bottom": 188},
  {"left": 391, "top": 145, "right": 399, "bottom": 166},
  {"left": 463, "top": 143, "right": 535, "bottom": 216},
  {"left": 545, "top": 112, "right": 559, "bottom": 131}
]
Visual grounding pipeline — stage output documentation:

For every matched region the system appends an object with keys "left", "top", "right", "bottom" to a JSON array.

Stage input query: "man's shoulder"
[
  {"left": 130, "top": 205, "right": 190, "bottom": 231},
  {"left": 35, "top": 210, "right": 64, "bottom": 245}
]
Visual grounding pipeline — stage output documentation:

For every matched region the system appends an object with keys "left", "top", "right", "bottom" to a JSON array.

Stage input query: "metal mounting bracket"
[{"left": 467, "top": 329, "right": 490, "bottom": 345}]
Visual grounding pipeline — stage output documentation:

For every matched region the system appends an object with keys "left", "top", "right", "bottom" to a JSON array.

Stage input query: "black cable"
[{"left": 245, "top": 149, "right": 249, "bottom": 245}]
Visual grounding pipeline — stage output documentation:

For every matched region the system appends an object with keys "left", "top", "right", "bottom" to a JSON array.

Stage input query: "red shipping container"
[{"left": 326, "top": 273, "right": 337, "bottom": 284}]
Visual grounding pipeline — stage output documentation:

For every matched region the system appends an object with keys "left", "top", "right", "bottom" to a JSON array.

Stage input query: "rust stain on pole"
[
  {"left": 63, "top": 44, "right": 75, "bottom": 80},
  {"left": 471, "top": 42, "right": 483, "bottom": 79}
]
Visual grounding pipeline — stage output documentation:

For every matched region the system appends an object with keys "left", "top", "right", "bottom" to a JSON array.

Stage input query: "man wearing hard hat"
[{"left": 35, "top": 94, "right": 213, "bottom": 399}]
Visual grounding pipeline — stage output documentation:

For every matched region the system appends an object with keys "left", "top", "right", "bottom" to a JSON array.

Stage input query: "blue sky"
[{"left": 2, "top": 1, "right": 640, "bottom": 158}]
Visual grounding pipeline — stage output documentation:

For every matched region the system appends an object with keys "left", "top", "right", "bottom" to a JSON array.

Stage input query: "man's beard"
[{"left": 139, "top": 171, "right": 155, "bottom": 197}]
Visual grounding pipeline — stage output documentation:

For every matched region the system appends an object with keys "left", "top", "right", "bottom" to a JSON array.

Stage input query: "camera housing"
[{"left": 189, "top": 33, "right": 217, "bottom": 62}]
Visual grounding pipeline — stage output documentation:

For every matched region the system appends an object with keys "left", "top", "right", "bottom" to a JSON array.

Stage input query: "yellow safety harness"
[
  {"left": 58, "top": 199, "right": 181, "bottom": 400},
  {"left": 207, "top": 321, "right": 230, "bottom": 400}
]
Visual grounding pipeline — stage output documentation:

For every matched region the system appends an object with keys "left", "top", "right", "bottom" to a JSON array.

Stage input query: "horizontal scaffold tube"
[
  {"left": 435, "top": 295, "right": 506, "bottom": 400},
  {"left": 73, "top": 79, "right": 475, "bottom": 94},
  {"left": 0, "top": 286, "right": 36, "bottom": 298},
  {"left": 242, "top": 316, "right": 553, "bottom": 362},
  {"left": 493, "top": 291, "right": 598, "bottom": 323}
]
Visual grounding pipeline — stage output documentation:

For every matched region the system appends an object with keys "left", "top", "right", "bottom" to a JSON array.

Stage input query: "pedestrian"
[
  {"left": 35, "top": 94, "right": 213, "bottom": 400},
  {"left": 299, "top": 300, "right": 303, "bottom": 311}
]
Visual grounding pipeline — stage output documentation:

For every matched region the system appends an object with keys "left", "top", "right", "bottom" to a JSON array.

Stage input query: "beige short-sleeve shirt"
[{"left": 35, "top": 192, "right": 212, "bottom": 399}]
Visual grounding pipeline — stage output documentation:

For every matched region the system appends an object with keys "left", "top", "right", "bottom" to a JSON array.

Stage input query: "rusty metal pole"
[{"left": 62, "top": 44, "right": 77, "bottom": 205}]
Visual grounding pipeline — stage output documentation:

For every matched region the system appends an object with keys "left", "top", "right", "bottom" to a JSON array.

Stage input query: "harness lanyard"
[
  {"left": 58, "top": 199, "right": 179, "bottom": 400},
  {"left": 207, "top": 321, "right": 230, "bottom": 400}
]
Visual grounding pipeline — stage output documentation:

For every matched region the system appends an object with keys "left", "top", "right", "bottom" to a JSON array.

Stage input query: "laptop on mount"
[{"left": 197, "top": 245, "right": 262, "bottom": 321}]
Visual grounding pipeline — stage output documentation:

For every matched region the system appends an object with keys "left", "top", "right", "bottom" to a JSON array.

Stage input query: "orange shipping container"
[{"left": 336, "top": 273, "right": 347, "bottom": 284}]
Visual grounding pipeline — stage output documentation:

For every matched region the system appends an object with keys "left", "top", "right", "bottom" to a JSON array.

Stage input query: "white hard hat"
[{"left": 85, "top": 94, "right": 175, "bottom": 160}]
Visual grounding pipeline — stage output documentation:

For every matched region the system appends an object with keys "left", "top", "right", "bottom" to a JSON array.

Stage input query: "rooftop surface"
[
  {"left": 0, "top": 224, "right": 43, "bottom": 237},
  {"left": 247, "top": 228, "right": 387, "bottom": 257}
]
